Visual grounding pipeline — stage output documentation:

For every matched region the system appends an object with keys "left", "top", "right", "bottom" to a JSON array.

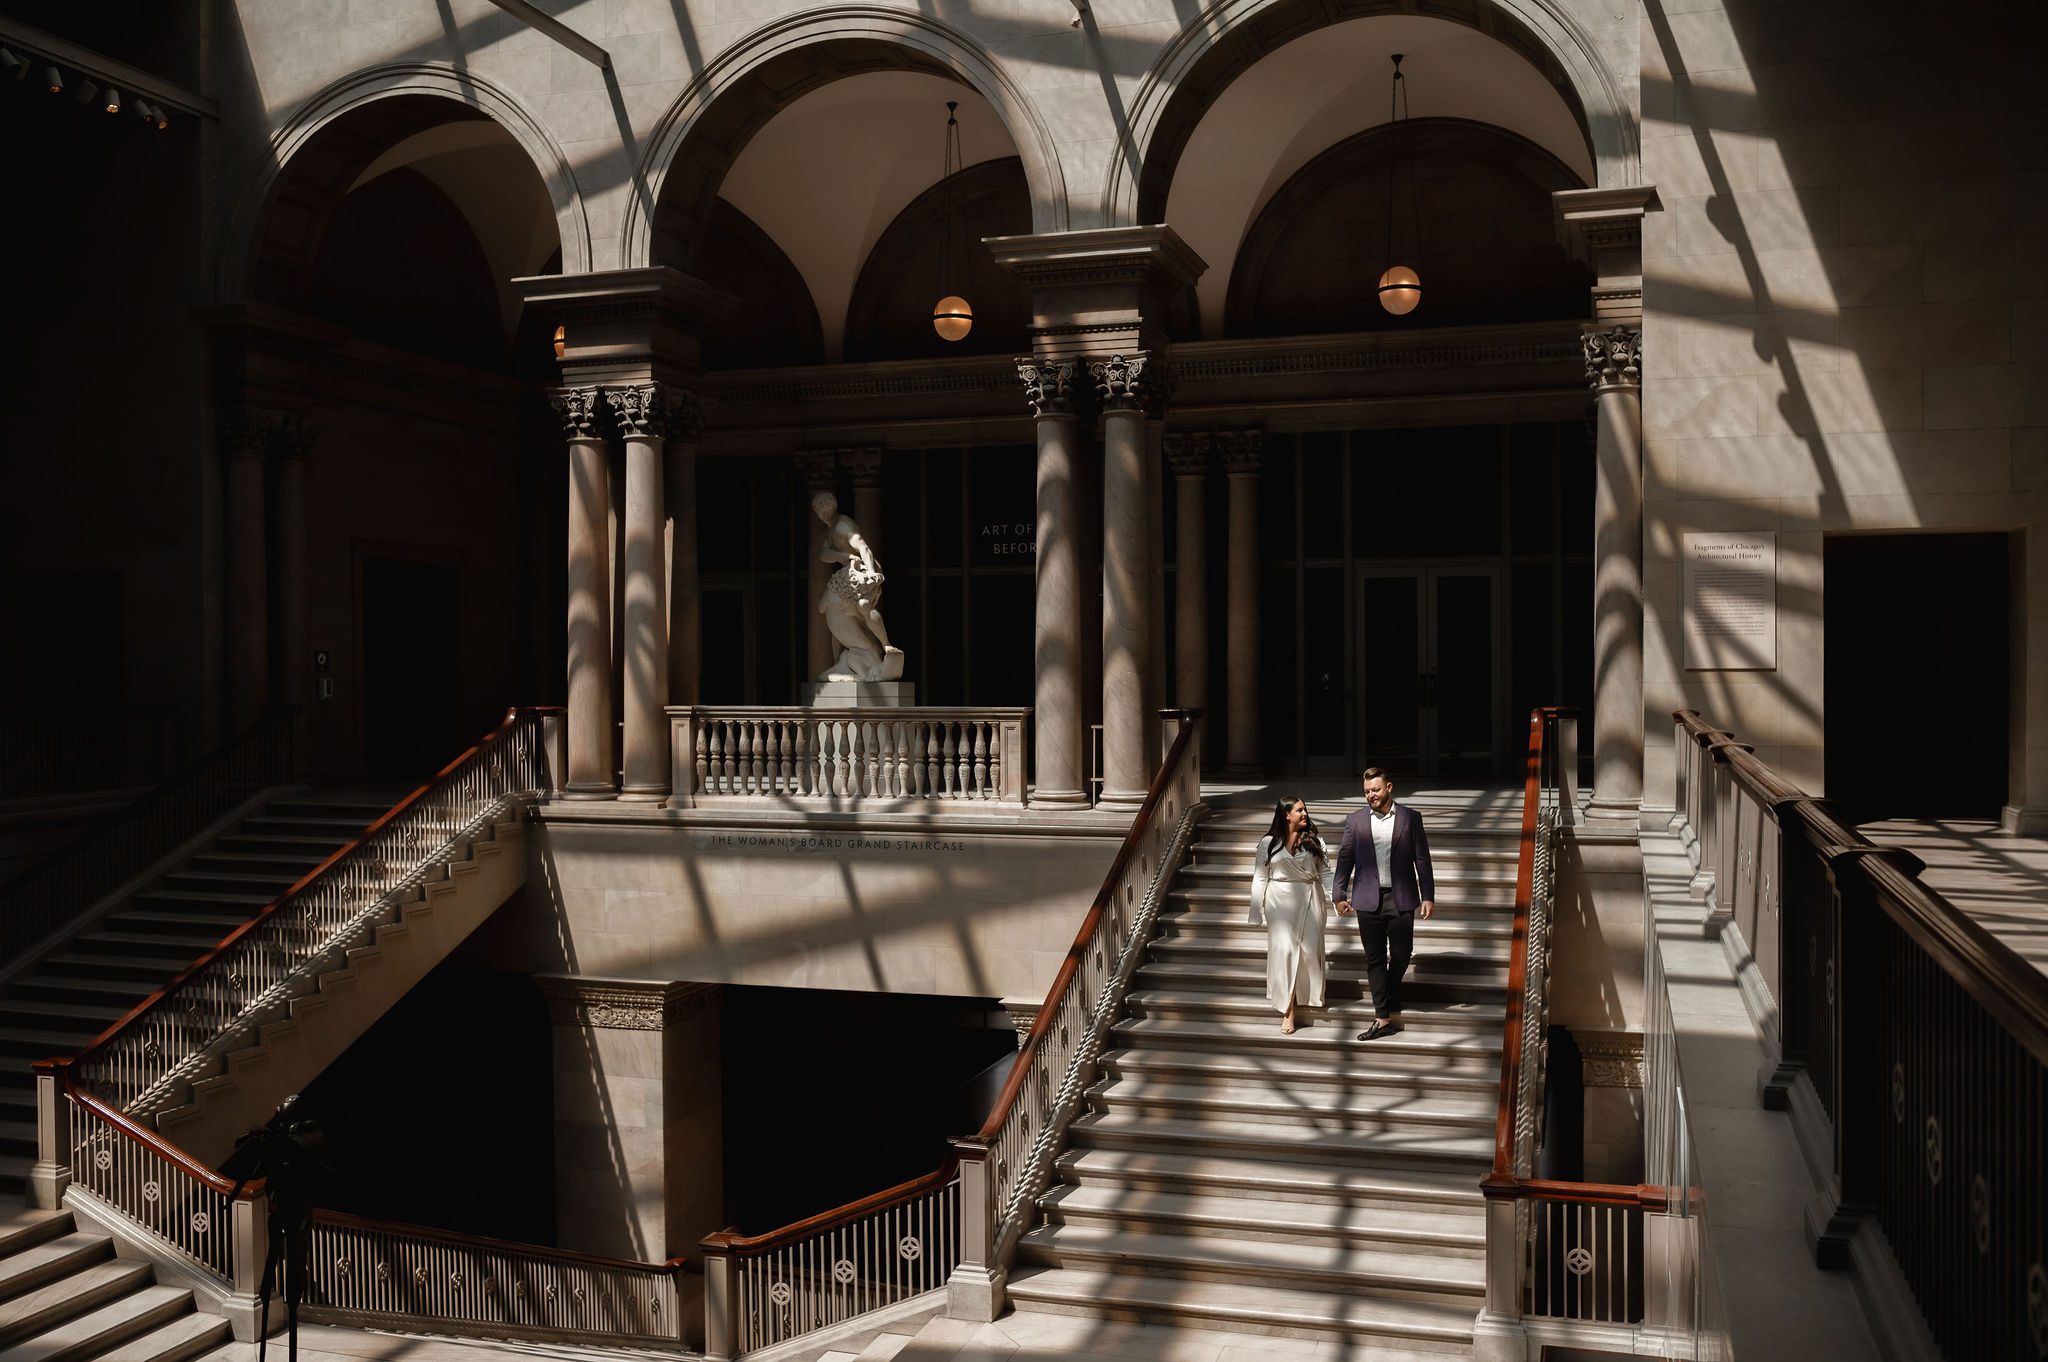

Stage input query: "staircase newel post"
[
  {"left": 698, "top": 1233, "right": 737, "bottom": 1362},
  {"left": 1473, "top": 1179, "right": 1529, "bottom": 1361},
  {"left": 227, "top": 1191, "right": 271, "bottom": 1341},
  {"left": 540, "top": 710, "right": 568, "bottom": 797},
  {"left": 666, "top": 708, "right": 697, "bottom": 808},
  {"left": 1557, "top": 712, "right": 1579, "bottom": 827},
  {"left": 945, "top": 1140, "right": 1004, "bottom": 1322},
  {"left": 29, "top": 1060, "right": 69, "bottom": 1210}
]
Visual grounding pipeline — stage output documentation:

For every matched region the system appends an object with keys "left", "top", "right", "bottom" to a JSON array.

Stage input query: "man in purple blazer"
[{"left": 1334, "top": 767, "right": 1436, "bottom": 1041}]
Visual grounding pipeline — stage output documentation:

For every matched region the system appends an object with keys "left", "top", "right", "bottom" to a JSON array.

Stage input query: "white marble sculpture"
[{"left": 812, "top": 492, "right": 905, "bottom": 683}]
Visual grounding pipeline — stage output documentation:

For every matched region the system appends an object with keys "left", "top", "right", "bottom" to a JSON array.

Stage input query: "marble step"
[
  {"left": 1146, "top": 934, "right": 1513, "bottom": 971},
  {"left": 1107, "top": 1016, "right": 1501, "bottom": 1071},
  {"left": 91, "top": 1309, "right": 233, "bottom": 1362},
  {"left": 1052, "top": 1145, "right": 1485, "bottom": 1212},
  {"left": 1154, "top": 912, "right": 1513, "bottom": 946},
  {"left": 1014, "top": 1225, "right": 1485, "bottom": 1302},
  {"left": 1099, "top": 1045, "right": 1498, "bottom": 1097},
  {"left": 0, "top": 1211, "right": 72, "bottom": 1261},
  {"left": 1176, "top": 854, "right": 1520, "bottom": 881},
  {"left": 1171, "top": 879, "right": 1519, "bottom": 907},
  {"left": 1084, "top": 1077, "right": 1496, "bottom": 1137},
  {"left": 1003, "top": 1265, "right": 1476, "bottom": 1352},
  {"left": 1131, "top": 960, "right": 1510, "bottom": 1000},
  {"left": 1038, "top": 1183, "right": 1486, "bottom": 1256},
  {"left": 0, "top": 1259, "right": 151, "bottom": 1348},
  {"left": 0, "top": 1233, "right": 112, "bottom": 1303},
  {"left": 3, "top": 1284, "right": 191, "bottom": 1362},
  {"left": 1067, "top": 1110, "right": 1495, "bottom": 1171},
  {"left": 40, "top": 954, "right": 192, "bottom": 984},
  {"left": 1125, "top": 989, "right": 1507, "bottom": 1032}
]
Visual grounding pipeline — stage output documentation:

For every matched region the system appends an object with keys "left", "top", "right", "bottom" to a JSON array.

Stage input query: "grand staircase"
[
  {"left": 0, "top": 794, "right": 393, "bottom": 1196},
  {"left": 0, "top": 1207, "right": 228, "bottom": 1362},
  {"left": 1007, "top": 791, "right": 1521, "bottom": 1356}
]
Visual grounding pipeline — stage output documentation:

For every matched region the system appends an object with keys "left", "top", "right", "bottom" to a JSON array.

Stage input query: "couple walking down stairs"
[{"left": 1006, "top": 791, "right": 1522, "bottom": 1357}]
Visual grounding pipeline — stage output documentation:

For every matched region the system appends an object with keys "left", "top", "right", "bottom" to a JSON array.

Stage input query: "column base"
[
  {"left": 617, "top": 787, "right": 670, "bottom": 803},
  {"left": 945, "top": 1263, "right": 1006, "bottom": 1322},
  {"left": 560, "top": 783, "right": 620, "bottom": 801},
  {"left": 28, "top": 1162, "right": 68, "bottom": 1211},
  {"left": 1582, "top": 793, "right": 1642, "bottom": 827},
  {"left": 1029, "top": 788, "right": 1093, "bottom": 810},
  {"left": 2001, "top": 803, "right": 2048, "bottom": 835},
  {"left": 1096, "top": 789, "right": 1148, "bottom": 813},
  {"left": 1468, "top": 1309, "right": 1528, "bottom": 1362}
]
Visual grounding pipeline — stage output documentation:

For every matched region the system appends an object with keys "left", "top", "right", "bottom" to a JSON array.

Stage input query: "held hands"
[
  {"left": 1419, "top": 899, "right": 1435, "bottom": 920},
  {"left": 1335, "top": 899, "right": 1353, "bottom": 916}
]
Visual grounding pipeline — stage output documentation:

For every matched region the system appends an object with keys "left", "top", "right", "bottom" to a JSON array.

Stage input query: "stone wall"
[{"left": 1639, "top": 0, "right": 2048, "bottom": 822}]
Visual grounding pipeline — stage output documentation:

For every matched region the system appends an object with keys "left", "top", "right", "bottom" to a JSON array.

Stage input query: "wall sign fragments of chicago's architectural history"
[{"left": 1683, "top": 531, "right": 1778, "bottom": 670}]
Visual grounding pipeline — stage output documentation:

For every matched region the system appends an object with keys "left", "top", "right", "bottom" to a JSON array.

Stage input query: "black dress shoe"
[{"left": 1356, "top": 1020, "right": 1402, "bottom": 1042}]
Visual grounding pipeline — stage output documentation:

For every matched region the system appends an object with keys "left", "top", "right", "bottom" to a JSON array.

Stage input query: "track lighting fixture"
[
  {"left": 134, "top": 99, "right": 155, "bottom": 123},
  {"left": 44, "top": 65, "right": 61, "bottom": 94},
  {"left": 0, "top": 48, "right": 26, "bottom": 79},
  {"left": 74, "top": 77, "right": 99, "bottom": 106},
  {"left": 103, "top": 87, "right": 121, "bottom": 114},
  {"left": 154, "top": 106, "right": 169, "bottom": 129}
]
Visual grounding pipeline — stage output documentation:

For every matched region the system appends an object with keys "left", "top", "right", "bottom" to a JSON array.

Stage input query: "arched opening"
[
  {"left": 238, "top": 97, "right": 566, "bottom": 785},
  {"left": 1225, "top": 119, "right": 1590, "bottom": 337}
]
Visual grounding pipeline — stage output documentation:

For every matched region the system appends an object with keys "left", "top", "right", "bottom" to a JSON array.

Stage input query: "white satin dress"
[{"left": 1248, "top": 837, "right": 1334, "bottom": 1012}]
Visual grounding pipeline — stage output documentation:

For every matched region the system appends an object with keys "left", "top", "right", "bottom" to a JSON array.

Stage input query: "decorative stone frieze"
[
  {"left": 1002, "top": 1000, "right": 1040, "bottom": 1047},
  {"left": 1016, "top": 358, "right": 1078, "bottom": 417},
  {"left": 535, "top": 977, "right": 722, "bottom": 1031},
  {"left": 606, "top": 382, "right": 671, "bottom": 439},
  {"left": 1089, "top": 352, "right": 1151, "bottom": 412},
  {"left": 1576, "top": 1029, "right": 1646, "bottom": 1088},
  {"left": 1582, "top": 326, "right": 1642, "bottom": 389},
  {"left": 549, "top": 386, "right": 603, "bottom": 438}
]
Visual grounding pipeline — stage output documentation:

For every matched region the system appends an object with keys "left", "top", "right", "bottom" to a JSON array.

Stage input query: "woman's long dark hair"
[{"left": 1261, "top": 797, "right": 1326, "bottom": 865}]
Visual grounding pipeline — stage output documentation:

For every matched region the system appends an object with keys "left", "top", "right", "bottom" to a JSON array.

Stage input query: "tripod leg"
[{"left": 257, "top": 1238, "right": 281, "bottom": 1362}]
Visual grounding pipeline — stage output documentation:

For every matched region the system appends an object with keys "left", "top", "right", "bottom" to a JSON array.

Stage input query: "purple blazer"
[{"left": 1332, "top": 804, "right": 1436, "bottom": 914}]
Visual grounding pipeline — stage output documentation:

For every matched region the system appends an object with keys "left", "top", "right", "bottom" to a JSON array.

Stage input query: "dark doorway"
[
  {"left": 360, "top": 554, "right": 461, "bottom": 781},
  {"left": 1825, "top": 533, "right": 2010, "bottom": 822}
]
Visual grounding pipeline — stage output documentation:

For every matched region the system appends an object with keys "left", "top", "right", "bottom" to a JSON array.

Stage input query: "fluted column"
[
  {"left": 1167, "top": 433, "right": 1210, "bottom": 719},
  {"left": 1092, "top": 353, "right": 1155, "bottom": 810},
  {"left": 843, "top": 449, "right": 884, "bottom": 563},
  {"left": 666, "top": 392, "right": 703, "bottom": 707},
  {"left": 1020, "top": 360, "right": 1088, "bottom": 807},
  {"left": 220, "top": 407, "right": 278, "bottom": 734},
  {"left": 610, "top": 383, "right": 671, "bottom": 802},
  {"left": 1143, "top": 383, "right": 1170, "bottom": 767},
  {"left": 1585, "top": 326, "right": 1645, "bottom": 823},
  {"left": 271, "top": 417, "right": 313, "bottom": 734},
  {"left": 797, "top": 454, "right": 838, "bottom": 680},
  {"left": 554, "top": 387, "right": 615, "bottom": 799},
  {"left": 1222, "top": 431, "right": 1262, "bottom": 772}
]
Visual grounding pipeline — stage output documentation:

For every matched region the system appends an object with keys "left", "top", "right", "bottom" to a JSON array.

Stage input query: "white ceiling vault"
[
  {"left": 1167, "top": 14, "right": 1594, "bottom": 339},
  {"left": 717, "top": 72, "right": 1019, "bottom": 364}
]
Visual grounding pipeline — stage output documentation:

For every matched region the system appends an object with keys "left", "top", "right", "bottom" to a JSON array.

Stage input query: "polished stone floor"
[{"left": 1858, "top": 818, "right": 2048, "bottom": 977}]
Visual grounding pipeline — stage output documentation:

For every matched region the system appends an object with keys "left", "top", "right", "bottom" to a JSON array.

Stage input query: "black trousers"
[{"left": 1357, "top": 896, "right": 1415, "bottom": 1019}]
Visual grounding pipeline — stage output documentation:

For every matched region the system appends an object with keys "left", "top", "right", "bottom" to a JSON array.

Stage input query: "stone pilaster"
[
  {"left": 609, "top": 384, "right": 672, "bottom": 801},
  {"left": 1221, "top": 431, "right": 1262, "bottom": 773},
  {"left": 667, "top": 390, "right": 703, "bottom": 708},
  {"left": 220, "top": 406, "right": 281, "bottom": 734},
  {"left": 1166, "top": 433, "right": 1209, "bottom": 724},
  {"left": 1585, "top": 326, "right": 1645, "bottom": 824},
  {"left": 553, "top": 386, "right": 616, "bottom": 799},
  {"left": 1020, "top": 359, "right": 1090, "bottom": 807},
  {"left": 1092, "top": 353, "right": 1157, "bottom": 810},
  {"left": 537, "top": 977, "right": 724, "bottom": 1263},
  {"left": 797, "top": 453, "right": 839, "bottom": 681}
]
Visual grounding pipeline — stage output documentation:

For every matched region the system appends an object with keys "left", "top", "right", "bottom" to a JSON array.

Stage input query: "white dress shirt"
[{"left": 1370, "top": 803, "right": 1397, "bottom": 888}]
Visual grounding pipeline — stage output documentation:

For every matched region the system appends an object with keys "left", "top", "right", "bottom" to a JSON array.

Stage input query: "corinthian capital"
[
  {"left": 1583, "top": 327, "right": 1642, "bottom": 389},
  {"left": 606, "top": 382, "right": 669, "bottom": 439},
  {"left": 1089, "top": 352, "right": 1151, "bottom": 413},
  {"left": 1016, "top": 358, "right": 1078, "bottom": 417},
  {"left": 668, "top": 388, "right": 704, "bottom": 441},
  {"left": 218, "top": 406, "right": 282, "bottom": 461},
  {"left": 549, "top": 385, "right": 603, "bottom": 439},
  {"left": 1217, "top": 429, "right": 1262, "bottom": 475}
]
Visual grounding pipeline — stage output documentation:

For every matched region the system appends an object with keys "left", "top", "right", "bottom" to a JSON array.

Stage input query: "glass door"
[{"left": 1356, "top": 566, "right": 1501, "bottom": 776}]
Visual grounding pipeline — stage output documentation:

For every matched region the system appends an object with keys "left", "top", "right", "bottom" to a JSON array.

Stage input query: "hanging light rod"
[
  {"left": 0, "top": 16, "right": 216, "bottom": 118},
  {"left": 483, "top": 0, "right": 608, "bottom": 67}
]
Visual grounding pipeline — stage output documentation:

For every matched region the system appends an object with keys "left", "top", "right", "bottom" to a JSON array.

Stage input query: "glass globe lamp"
[
  {"left": 933, "top": 295, "right": 973, "bottom": 342},
  {"left": 1378, "top": 266, "right": 1421, "bottom": 316}
]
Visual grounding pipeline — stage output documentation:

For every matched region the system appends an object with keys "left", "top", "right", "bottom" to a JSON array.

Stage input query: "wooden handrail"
[
  {"left": 1486, "top": 709, "right": 1549, "bottom": 1187},
  {"left": 68, "top": 707, "right": 540, "bottom": 1070},
  {"left": 971, "top": 710, "right": 1200, "bottom": 1143},
  {"left": 1486, "top": 1178, "right": 1674, "bottom": 1212},
  {"left": 36, "top": 1059, "right": 252, "bottom": 1196},
  {"left": 703, "top": 709, "right": 1202, "bottom": 1257},
  {"left": 1673, "top": 707, "right": 2048, "bottom": 1068},
  {"left": 311, "top": 1206, "right": 689, "bottom": 1275}
]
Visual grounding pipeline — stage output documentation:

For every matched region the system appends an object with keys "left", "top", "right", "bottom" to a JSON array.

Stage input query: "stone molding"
[
  {"left": 1164, "top": 432, "right": 1208, "bottom": 478},
  {"left": 840, "top": 448, "right": 884, "bottom": 487},
  {"left": 607, "top": 382, "right": 671, "bottom": 440},
  {"left": 1575, "top": 1028, "right": 1645, "bottom": 1088},
  {"left": 1582, "top": 326, "right": 1642, "bottom": 389},
  {"left": 1089, "top": 352, "right": 1152, "bottom": 413},
  {"left": 549, "top": 385, "right": 604, "bottom": 439},
  {"left": 1001, "top": 999, "right": 1041, "bottom": 1046},
  {"left": 1217, "top": 429, "right": 1262, "bottom": 475},
  {"left": 1016, "top": 358, "right": 1080, "bottom": 418},
  {"left": 985, "top": 225, "right": 1207, "bottom": 294},
  {"left": 535, "top": 976, "right": 722, "bottom": 1031}
]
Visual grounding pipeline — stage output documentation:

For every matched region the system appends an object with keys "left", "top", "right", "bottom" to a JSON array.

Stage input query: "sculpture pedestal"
[{"left": 801, "top": 682, "right": 916, "bottom": 708}]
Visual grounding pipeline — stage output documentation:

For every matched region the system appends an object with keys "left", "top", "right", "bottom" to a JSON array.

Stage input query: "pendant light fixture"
[
  {"left": 1377, "top": 53, "right": 1422, "bottom": 316},
  {"left": 932, "top": 100, "right": 973, "bottom": 342}
]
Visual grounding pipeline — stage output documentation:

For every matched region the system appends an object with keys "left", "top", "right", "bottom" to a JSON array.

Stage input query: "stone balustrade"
[{"left": 666, "top": 707, "right": 1030, "bottom": 807}]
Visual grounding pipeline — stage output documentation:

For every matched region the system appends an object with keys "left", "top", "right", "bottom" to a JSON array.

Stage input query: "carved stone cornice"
[
  {"left": 1089, "top": 352, "right": 1151, "bottom": 413},
  {"left": 1164, "top": 432, "right": 1208, "bottom": 478},
  {"left": 1217, "top": 429, "right": 1262, "bottom": 475},
  {"left": 795, "top": 452, "right": 838, "bottom": 490},
  {"left": 840, "top": 448, "right": 884, "bottom": 488},
  {"left": 549, "top": 386, "right": 604, "bottom": 439},
  {"left": 1575, "top": 1029, "right": 1646, "bottom": 1088},
  {"left": 607, "top": 382, "right": 670, "bottom": 440},
  {"left": 985, "top": 226, "right": 1208, "bottom": 295},
  {"left": 535, "top": 976, "right": 722, "bottom": 1031},
  {"left": 1583, "top": 326, "right": 1643, "bottom": 389},
  {"left": 1016, "top": 358, "right": 1079, "bottom": 418}
]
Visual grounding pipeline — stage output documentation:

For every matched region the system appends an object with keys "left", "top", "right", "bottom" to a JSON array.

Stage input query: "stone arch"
[
  {"left": 626, "top": 7, "right": 1069, "bottom": 273},
  {"left": 1109, "top": 0, "right": 1637, "bottom": 230},
  {"left": 218, "top": 63, "right": 592, "bottom": 303}
]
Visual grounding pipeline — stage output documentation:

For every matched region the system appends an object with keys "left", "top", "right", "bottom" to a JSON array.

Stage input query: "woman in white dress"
[{"left": 1248, "top": 797, "right": 1333, "bottom": 1034}]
